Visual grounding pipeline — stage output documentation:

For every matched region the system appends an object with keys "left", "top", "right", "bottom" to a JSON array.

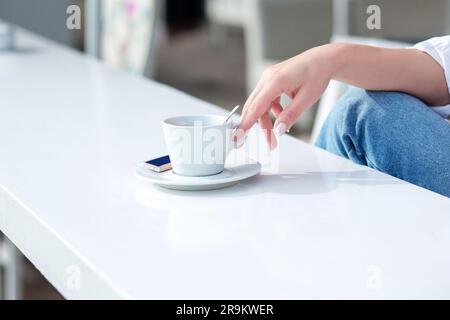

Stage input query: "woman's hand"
[
  {"left": 234, "top": 44, "right": 337, "bottom": 149},
  {"left": 234, "top": 42, "right": 450, "bottom": 149}
]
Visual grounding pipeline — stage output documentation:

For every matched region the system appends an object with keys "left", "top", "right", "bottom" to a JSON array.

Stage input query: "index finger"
[{"left": 238, "top": 84, "right": 281, "bottom": 132}]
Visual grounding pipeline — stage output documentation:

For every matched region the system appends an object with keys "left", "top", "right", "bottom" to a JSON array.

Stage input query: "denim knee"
[
  {"left": 316, "top": 87, "right": 436, "bottom": 167},
  {"left": 315, "top": 88, "right": 374, "bottom": 164},
  {"left": 316, "top": 88, "right": 450, "bottom": 196},
  {"left": 316, "top": 88, "right": 428, "bottom": 166}
]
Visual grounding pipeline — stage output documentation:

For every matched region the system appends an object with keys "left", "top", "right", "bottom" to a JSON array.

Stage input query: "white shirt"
[{"left": 414, "top": 36, "right": 450, "bottom": 119}]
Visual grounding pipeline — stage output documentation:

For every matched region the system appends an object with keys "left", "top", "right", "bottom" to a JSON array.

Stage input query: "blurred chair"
[
  {"left": 206, "top": 0, "right": 246, "bottom": 45},
  {"left": 244, "top": 0, "right": 333, "bottom": 91},
  {"left": 100, "top": 0, "right": 163, "bottom": 78},
  {"left": 348, "top": 0, "right": 450, "bottom": 43},
  {"left": 244, "top": 0, "right": 333, "bottom": 131},
  {"left": 0, "top": 22, "right": 14, "bottom": 50},
  {"left": 310, "top": 36, "right": 411, "bottom": 143},
  {"left": 0, "top": 234, "right": 22, "bottom": 300},
  {"left": 0, "top": 0, "right": 84, "bottom": 50},
  {"left": 207, "top": 0, "right": 246, "bottom": 28}
]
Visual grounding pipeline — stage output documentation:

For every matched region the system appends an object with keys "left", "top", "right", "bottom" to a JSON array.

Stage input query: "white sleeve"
[{"left": 414, "top": 36, "right": 450, "bottom": 95}]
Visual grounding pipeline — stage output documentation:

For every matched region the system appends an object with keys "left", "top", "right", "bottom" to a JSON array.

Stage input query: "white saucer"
[{"left": 135, "top": 161, "right": 261, "bottom": 191}]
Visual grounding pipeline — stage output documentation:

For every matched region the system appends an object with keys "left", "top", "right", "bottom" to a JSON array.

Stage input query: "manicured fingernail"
[
  {"left": 232, "top": 128, "right": 245, "bottom": 142},
  {"left": 274, "top": 122, "right": 287, "bottom": 136},
  {"left": 231, "top": 128, "right": 246, "bottom": 148},
  {"left": 234, "top": 135, "right": 247, "bottom": 149}
]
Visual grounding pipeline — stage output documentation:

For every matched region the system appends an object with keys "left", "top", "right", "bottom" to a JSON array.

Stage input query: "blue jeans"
[{"left": 315, "top": 88, "right": 450, "bottom": 197}]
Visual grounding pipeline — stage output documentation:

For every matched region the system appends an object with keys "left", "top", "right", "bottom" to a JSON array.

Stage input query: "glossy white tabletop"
[{"left": 1, "top": 29, "right": 449, "bottom": 299}]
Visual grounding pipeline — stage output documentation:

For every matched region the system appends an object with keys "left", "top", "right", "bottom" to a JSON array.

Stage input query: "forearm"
[
  {"left": 323, "top": 43, "right": 450, "bottom": 106},
  {"left": 237, "top": 40, "right": 450, "bottom": 145}
]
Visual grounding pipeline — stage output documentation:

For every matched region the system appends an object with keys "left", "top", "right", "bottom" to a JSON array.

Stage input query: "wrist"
[{"left": 321, "top": 43, "right": 349, "bottom": 80}]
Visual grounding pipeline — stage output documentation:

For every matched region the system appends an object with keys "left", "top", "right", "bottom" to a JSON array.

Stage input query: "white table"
[{"left": 1, "top": 29, "right": 450, "bottom": 300}]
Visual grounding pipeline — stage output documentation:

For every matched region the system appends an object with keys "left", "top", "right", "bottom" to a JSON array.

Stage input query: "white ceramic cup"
[{"left": 162, "top": 115, "right": 239, "bottom": 176}]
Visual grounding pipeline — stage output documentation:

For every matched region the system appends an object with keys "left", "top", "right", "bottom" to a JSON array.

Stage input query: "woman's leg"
[{"left": 315, "top": 88, "right": 450, "bottom": 197}]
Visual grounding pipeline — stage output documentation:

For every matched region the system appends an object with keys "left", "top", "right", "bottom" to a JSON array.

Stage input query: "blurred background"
[{"left": 1, "top": 0, "right": 450, "bottom": 299}]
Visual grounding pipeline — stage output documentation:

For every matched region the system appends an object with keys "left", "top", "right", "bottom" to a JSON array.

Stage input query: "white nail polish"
[
  {"left": 233, "top": 135, "right": 247, "bottom": 149},
  {"left": 274, "top": 123, "right": 287, "bottom": 136}
]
